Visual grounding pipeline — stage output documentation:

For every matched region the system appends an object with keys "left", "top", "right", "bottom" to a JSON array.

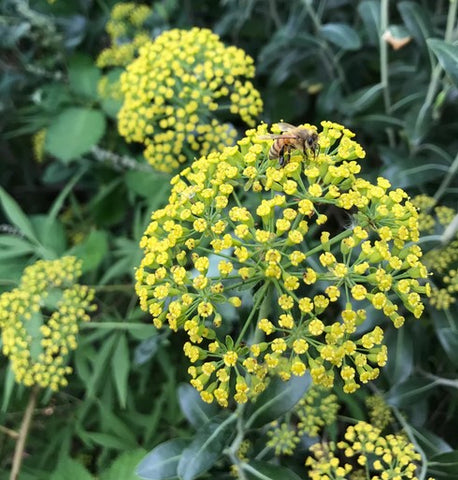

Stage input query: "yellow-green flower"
[
  {"left": 136, "top": 121, "right": 429, "bottom": 406},
  {"left": 118, "top": 27, "right": 263, "bottom": 172},
  {"left": 0, "top": 257, "right": 96, "bottom": 391},
  {"left": 306, "top": 421, "right": 429, "bottom": 480}
]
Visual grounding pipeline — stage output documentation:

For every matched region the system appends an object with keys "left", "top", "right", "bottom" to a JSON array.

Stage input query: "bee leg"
[{"left": 279, "top": 145, "right": 290, "bottom": 167}]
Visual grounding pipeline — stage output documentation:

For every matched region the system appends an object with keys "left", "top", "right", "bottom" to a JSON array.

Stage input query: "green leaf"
[
  {"left": 0, "top": 186, "right": 39, "bottom": 244},
  {"left": 177, "top": 413, "right": 236, "bottom": 480},
  {"left": 45, "top": 108, "right": 106, "bottom": 162},
  {"left": 386, "top": 376, "right": 434, "bottom": 408},
  {"left": 111, "top": 334, "right": 130, "bottom": 408},
  {"left": 244, "top": 461, "right": 302, "bottom": 480},
  {"left": 68, "top": 54, "right": 101, "bottom": 99},
  {"left": 85, "top": 333, "right": 118, "bottom": 398},
  {"left": 357, "top": 1, "right": 381, "bottom": 45},
  {"left": 84, "top": 431, "right": 137, "bottom": 450},
  {"left": 136, "top": 439, "right": 188, "bottom": 480},
  {"left": 319, "top": 23, "right": 361, "bottom": 51},
  {"left": 100, "top": 450, "right": 146, "bottom": 480},
  {"left": 99, "top": 68, "right": 124, "bottom": 118},
  {"left": 428, "top": 451, "right": 458, "bottom": 480},
  {"left": 246, "top": 374, "right": 311, "bottom": 428},
  {"left": 427, "top": 39, "right": 458, "bottom": 87},
  {"left": 125, "top": 171, "right": 169, "bottom": 199},
  {"left": 31, "top": 215, "right": 67, "bottom": 256},
  {"left": 50, "top": 457, "right": 94, "bottom": 480},
  {"left": 69, "top": 229, "right": 108, "bottom": 273},
  {"left": 398, "top": 1, "right": 433, "bottom": 50},
  {"left": 0, "top": 235, "right": 35, "bottom": 260},
  {"left": 384, "top": 326, "right": 414, "bottom": 385},
  {"left": 1, "top": 366, "right": 16, "bottom": 412},
  {"left": 177, "top": 383, "right": 219, "bottom": 429},
  {"left": 413, "top": 426, "right": 453, "bottom": 458},
  {"left": 431, "top": 307, "right": 458, "bottom": 367},
  {"left": 340, "top": 83, "right": 383, "bottom": 114}
]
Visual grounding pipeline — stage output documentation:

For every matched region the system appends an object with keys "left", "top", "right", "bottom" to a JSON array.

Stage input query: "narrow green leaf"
[
  {"left": 100, "top": 449, "right": 145, "bottom": 480},
  {"left": 357, "top": 1, "right": 381, "bottom": 45},
  {"left": 244, "top": 461, "right": 302, "bottom": 480},
  {"left": 0, "top": 186, "right": 39, "bottom": 244},
  {"left": 386, "top": 377, "right": 434, "bottom": 407},
  {"left": 1, "top": 366, "right": 16, "bottom": 412},
  {"left": 319, "top": 23, "right": 361, "bottom": 51},
  {"left": 86, "top": 333, "right": 118, "bottom": 398},
  {"left": 428, "top": 451, "right": 458, "bottom": 480},
  {"left": 45, "top": 108, "right": 106, "bottom": 162},
  {"left": 412, "top": 426, "right": 453, "bottom": 458},
  {"left": 97, "top": 403, "right": 138, "bottom": 448},
  {"left": 246, "top": 374, "right": 311, "bottom": 428},
  {"left": 0, "top": 235, "right": 35, "bottom": 259},
  {"left": 340, "top": 83, "right": 383, "bottom": 114},
  {"left": 427, "top": 39, "right": 458, "bottom": 87},
  {"left": 69, "top": 229, "right": 108, "bottom": 273},
  {"left": 177, "top": 413, "right": 236, "bottom": 480},
  {"left": 84, "top": 431, "right": 136, "bottom": 450},
  {"left": 31, "top": 215, "right": 66, "bottom": 257},
  {"left": 111, "top": 334, "right": 130, "bottom": 409},
  {"left": 431, "top": 307, "right": 458, "bottom": 367},
  {"left": 177, "top": 383, "right": 219, "bottom": 428},
  {"left": 398, "top": 1, "right": 434, "bottom": 50},
  {"left": 384, "top": 326, "right": 414, "bottom": 385},
  {"left": 68, "top": 54, "right": 101, "bottom": 99},
  {"left": 136, "top": 439, "right": 188, "bottom": 480}
]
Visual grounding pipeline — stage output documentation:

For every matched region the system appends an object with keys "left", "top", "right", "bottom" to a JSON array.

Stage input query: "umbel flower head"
[
  {"left": 96, "top": 2, "right": 153, "bottom": 69},
  {"left": 118, "top": 27, "right": 263, "bottom": 172},
  {"left": 305, "top": 421, "right": 430, "bottom": 480},
  {"left": 135, "top": 121, "right": 429, "bottom": 407},
  {"left": 0, "top": 257, "right": 96, "bottom": 391}
]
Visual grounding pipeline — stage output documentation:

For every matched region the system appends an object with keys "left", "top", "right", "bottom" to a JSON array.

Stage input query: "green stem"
[
  {"left": 445, "top": 0, "right": 458, "bottom": 42},
  {"left": 10, "top": 385, "right": 40, "bottom": 480},
  {"left": 235, "top": 282, "right": 270, "bottom": 347},
  {"left": 224, "top": 405, "right": 247, "bottom": 480},
  {"left": 380, "top": 0, "right": 395, "bottom": 147},
  {"left": 433, "top": 152, "right": 458, "bottom": 203},
  {"left": 391, "top": 406, "right": 428, "bottom": 480},
  {"left": 304, "top": 228, "right": 353, "bottom": 258}
]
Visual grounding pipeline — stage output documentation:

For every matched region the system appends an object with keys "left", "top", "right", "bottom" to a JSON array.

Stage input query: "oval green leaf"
[
  {"left": 428, "top": 451, "right": 458, "bottom": 480},
  {"left": 357, "top": 1, "right": 381, "bottom": 45},
  {"left": 136, "top": 439, "right": 188, "bottom": 480},
  {"left": 177, "top": 384, "right": 219, "bottom": 429},
  {"left": 246, "top": 374, "right": 311, "bottom": 428},
  {"left": 46, "top": 107, "right": 106, "bottom": 162},
  {"left": 177, "top": 413, "right": 236, "bottom": 480},
  {"left": 398, "top": 1, "right": 433, "bottom": 50},
  {"left": 427, "top": 38, "right": 458, "bottom": 87},
  {"left": 319, "top": 23, "right": 361, "bottom": 51}
]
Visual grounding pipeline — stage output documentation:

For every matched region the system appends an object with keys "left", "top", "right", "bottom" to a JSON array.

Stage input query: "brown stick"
[{"left": 10, "top": 385, "right": 40, "bottom": 480}]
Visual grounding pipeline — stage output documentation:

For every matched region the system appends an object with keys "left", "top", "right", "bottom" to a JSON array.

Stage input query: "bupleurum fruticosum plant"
[
  {"left": 0, "top": 257, "right": 96, "bottom": 391},
  {"left": 118, "top": 27, "right": 263, "bottom": 172},
  {"left": 135, "top": 121, "right": 429, "bottom": 407}
]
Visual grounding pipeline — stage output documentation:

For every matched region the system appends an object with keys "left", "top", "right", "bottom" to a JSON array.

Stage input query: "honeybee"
[{"left": 259, "top": 122, "right": 319, "bottom": 167}]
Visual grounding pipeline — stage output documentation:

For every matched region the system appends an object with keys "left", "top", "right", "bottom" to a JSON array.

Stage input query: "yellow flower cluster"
[
  {"left": 96, "top": 2, "right": 153, "bottom": 69},
  {"left": 267, "top": 422, "right": 299, "bottom": 455},
  {"left": 33, "top": 129, "right": 46, "bottom": 163},
  {"left": 118, "top": 27, "right": 263, "bottom": 172},
  {"left": 366, "top": 394, "right": 393, "bottom": 430},
  {"left": 135, "top": 121, "right": 429, "bottom": 407},
  {"left": 306, "top": 422, "right": 430, "bottom": 480},
  {"left": 0, "top": 257, "right": 96, "bottom": 391},
  {"left": 296, "top": 385, "right": 339, "bottom": 437},
  {"left": 411, "top": 195, "right": 455, "bottom": 234},
  {"left": 267, "top": 385, "right": 339, "bottom": 456}
]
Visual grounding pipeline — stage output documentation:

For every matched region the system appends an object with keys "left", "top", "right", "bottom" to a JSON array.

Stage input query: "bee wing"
[
  {"left": 276, "top": 122, "right": 298, "bottom": 132},
  {"left": 258, "top": 134, "right": 297, "bottom": 139}
]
